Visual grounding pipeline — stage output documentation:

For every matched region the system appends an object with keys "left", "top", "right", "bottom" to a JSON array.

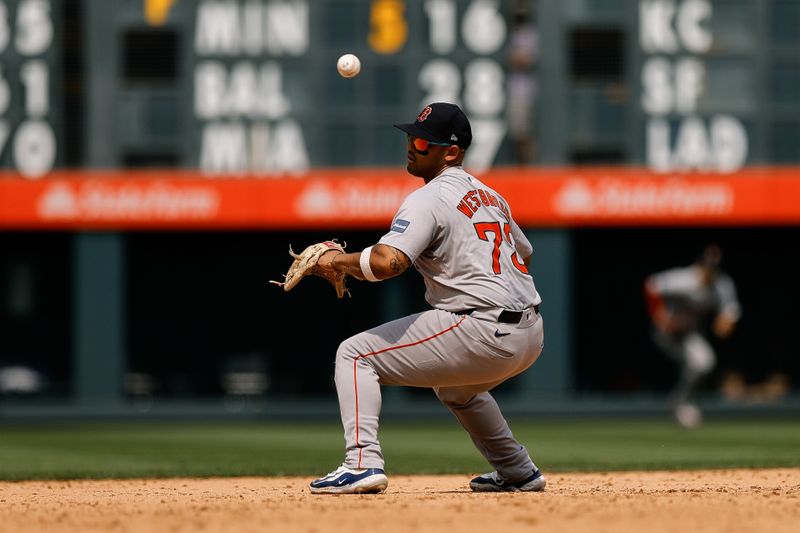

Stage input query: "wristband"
[{"left": 360, "top": 246, "right": 379, "bottom": 282}]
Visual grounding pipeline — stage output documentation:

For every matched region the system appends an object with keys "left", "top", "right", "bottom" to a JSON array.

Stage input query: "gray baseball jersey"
[
  {"left": 333, "top": 165, "right": 544, "bottom": 482},
  {"left": 379, "top": 166, "right": 541, "bottom": 313},
  {"left": 647, "top": 266, "right": 741, "bottom": 334}
]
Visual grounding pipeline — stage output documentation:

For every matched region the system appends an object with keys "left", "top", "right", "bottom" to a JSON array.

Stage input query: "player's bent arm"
[
  {"left": 326, "top": 244, "right": 411, "bottom": 281},
  {"left": 643, "top": 278, "right": 671, "bottom": 327},
  {"left": 371, "top": 244, "right": 412, "bottom": 278},
  {"left": 643, "top": 278, "right": 663, "bottom": 313},
  {"left": 713, "top": 313, "right": 738, "bottom": 338}
]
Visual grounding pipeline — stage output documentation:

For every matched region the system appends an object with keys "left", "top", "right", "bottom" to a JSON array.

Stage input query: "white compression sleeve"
[{"left": 360, "top": 246, "right": 379, "bottom": 282}]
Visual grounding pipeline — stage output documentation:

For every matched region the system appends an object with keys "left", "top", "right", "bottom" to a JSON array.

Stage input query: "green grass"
[{"left": 0, "top": 418, "right": 798, "bottom": 480}]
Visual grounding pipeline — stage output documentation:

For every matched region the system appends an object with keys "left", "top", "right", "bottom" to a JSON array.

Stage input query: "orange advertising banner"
[{"left": 1, "top": 167, "right": 799, "bottom": 229}]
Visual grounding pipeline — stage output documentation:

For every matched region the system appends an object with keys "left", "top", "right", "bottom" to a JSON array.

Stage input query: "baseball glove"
[{"left": 270, "top": 240, "right": 350, "bottom": 298}]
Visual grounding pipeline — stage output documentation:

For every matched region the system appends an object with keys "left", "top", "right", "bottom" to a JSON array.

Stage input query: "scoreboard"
[
  {"left": 0, "top": 0, "right": 60, "bottom": 178},
  {"left": 636, "top": 0, "right": 750, "bottom": 173},
  {"left": 0, "top": 0, "right": 797, "bottom": 179},
  {"left": 188, "top": 0, "right": 517, "bottom": 174}
]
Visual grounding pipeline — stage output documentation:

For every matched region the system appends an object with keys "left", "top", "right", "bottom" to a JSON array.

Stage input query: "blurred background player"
[{"left": 643, "top": 245, "right": 742, "bottom": 428}]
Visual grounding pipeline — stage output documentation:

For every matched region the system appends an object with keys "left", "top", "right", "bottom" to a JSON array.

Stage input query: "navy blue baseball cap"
[{"left": 394, "top": 102, "right": 472, "bottom": 149}]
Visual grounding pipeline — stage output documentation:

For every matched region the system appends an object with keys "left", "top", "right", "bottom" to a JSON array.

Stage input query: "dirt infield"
[{"left": 1, "top": 468, "right": 798, "bottom": 533}]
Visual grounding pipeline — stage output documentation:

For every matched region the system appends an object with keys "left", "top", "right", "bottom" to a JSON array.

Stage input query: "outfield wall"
[{"left": 1, "top": 168, "right": 798, "bottom": 419}]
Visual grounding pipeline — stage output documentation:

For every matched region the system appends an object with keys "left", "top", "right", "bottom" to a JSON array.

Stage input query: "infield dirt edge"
[{"left": 1, "top": 468, "right": 798, "bottom": 533}]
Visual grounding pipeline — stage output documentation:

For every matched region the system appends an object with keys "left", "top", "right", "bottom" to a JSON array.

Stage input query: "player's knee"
[
  {"left": 685, "top": 349, "right": 714, "bottom": 374},
  {"left": 335, "top": 335, "right": 371, "bottom": 370},
  {"left": 684, "top": 336, "right": 715, "bottom": 374},
  {"left": 434, "top": 387, "right": 476, "bottom": 408},
  {"left": 335, "top": 338, "right": 358, "bottom": 364},
  {"left": 688, "top": 356, "right": 714, "bottom": 375},
  {"left": 334, "top": 340, "right": 356, "bottom": 382}
]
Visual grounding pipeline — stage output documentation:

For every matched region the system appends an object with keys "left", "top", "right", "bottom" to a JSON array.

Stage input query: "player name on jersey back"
[{"left": 455, "top": 188, "right": 510, "bottom": 219}]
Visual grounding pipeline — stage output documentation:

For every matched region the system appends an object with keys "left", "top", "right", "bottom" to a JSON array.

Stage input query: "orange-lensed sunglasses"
[{"left": 407, "top": 134, "right": 452, "bottom": 152}]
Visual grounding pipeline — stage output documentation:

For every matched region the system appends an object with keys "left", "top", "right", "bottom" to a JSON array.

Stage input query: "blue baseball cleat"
[
  {"left": 309, "top": 465, "right": 389, "bottom": 494},
  {"left": 469, "top": 469, "right": 546, "bottom": 492}
]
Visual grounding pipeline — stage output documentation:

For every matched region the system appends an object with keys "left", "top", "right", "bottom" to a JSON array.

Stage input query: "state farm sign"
[
  {"left": 554, "top": 178, "right": 734, "bottom": 218},
  {"left": 37, "top": 181, "right": 221, "bottom": 221},
  {"left": 0, "top": 167, "right": 797, "bottom": 229},
  {"left": 296, "top": 179, "right": 418, "bottom": 219}
]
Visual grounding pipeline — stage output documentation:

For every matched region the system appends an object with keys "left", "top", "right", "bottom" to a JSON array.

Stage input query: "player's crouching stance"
[{"left": 301, "top": 104, "right": 546, "bottom": 495}]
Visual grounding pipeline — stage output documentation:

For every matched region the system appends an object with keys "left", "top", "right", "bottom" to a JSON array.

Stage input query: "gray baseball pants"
[
  {"left": 652, "top": 329, "right": 715, "bottom": 405},
  {"left": 334, "top": 307, "right": 544, "bottom": 483}
]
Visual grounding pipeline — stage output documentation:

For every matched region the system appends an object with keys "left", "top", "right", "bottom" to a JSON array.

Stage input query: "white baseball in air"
[{"left": 337, "top": 53, "right": 361, "bottom": 78}]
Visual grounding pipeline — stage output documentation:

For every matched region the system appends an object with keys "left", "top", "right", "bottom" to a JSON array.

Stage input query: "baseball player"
[
  {"left": 643, "top": 245, "right": 741, "bottom": 428},
  {"left": 307, "top": 103, "right": 546, "bottom": 494}
]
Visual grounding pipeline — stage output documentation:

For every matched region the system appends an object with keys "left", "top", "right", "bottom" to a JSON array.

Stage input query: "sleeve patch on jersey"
[{"left": 390, "top": 219, "right": 410, "bottom": 233}]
